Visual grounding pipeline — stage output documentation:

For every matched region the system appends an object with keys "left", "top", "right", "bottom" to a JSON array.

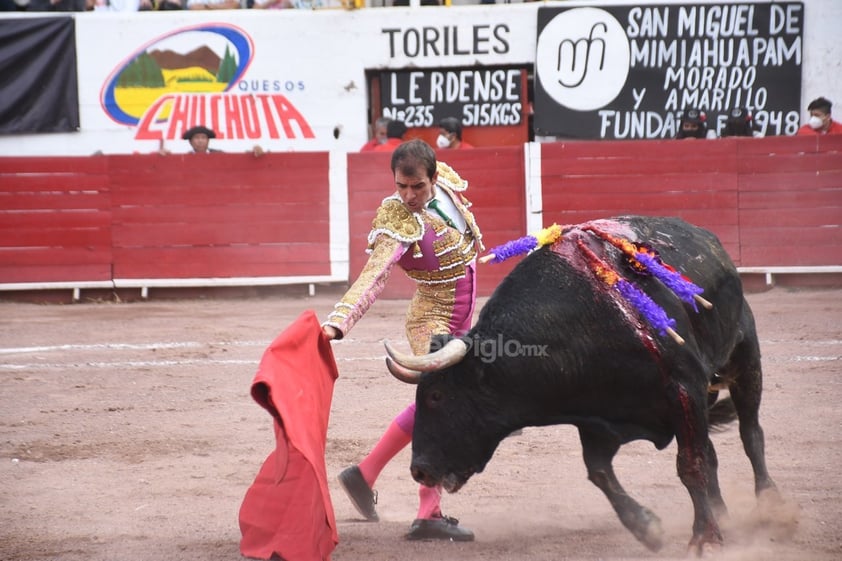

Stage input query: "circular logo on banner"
[
  {"left": 536, "top": 8, "right": 630, "bottom": 111},
  {"left": 100, "top": 24, "right": 254, "bottom": 126}
]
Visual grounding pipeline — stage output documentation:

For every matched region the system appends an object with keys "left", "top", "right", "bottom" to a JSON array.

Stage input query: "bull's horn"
[
  {"left": 384, "top": 338, "right": 468, "bottom": 372},
  {"left": 386, "top": 357, "right": 421, "bottom": 384}
]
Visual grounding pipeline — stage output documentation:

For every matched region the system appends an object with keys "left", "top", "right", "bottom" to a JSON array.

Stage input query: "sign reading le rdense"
[
  {"left": 534, "top": 2, "right": 804, "bottom": 139},
  {"left": 379, "top": 67, "right": 524, "bottom": 128}
]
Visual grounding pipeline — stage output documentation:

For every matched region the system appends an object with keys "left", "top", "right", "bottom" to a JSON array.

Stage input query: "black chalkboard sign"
[
  {"left": 533, "top": 3, "right": 804, "bottom": 139},
  {"left": 379, "top": 67, "right": 525, "bottom": 128}
]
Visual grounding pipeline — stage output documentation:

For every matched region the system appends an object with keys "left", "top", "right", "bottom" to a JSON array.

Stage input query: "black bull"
[{"left": 385, "top": 216, "right": 779, "bottom": 555}]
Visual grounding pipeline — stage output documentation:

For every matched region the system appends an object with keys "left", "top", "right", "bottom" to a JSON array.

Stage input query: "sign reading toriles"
[
  {"left": 534, "top": 3, "right": 803, "bottom": 139},
  {"left": 379, "top": 68, "right": 524, "bottom": 128}
]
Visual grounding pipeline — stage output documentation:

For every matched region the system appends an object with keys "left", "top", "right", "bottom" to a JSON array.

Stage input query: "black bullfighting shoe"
[
  {"left": 405, "top": 515, "right": 474, "bottom": 542},
  {"left": 337, "top": 465, "right": 379, "bottom": 522}
]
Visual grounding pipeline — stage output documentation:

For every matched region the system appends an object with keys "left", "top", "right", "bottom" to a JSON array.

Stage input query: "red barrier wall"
[
  {"left": 0, "top": 157, "right": 112, "bottom": 283},
  {"left": 108, "top": 152, "right": 331, "bottom": 279},
  {"left": 542, "top": 139, "right": 741, "bottom": 260},
  {"left": 541, "top": 135, "right": 842, "bottom": 267},
  {"left": 736, "top": 135, "right": 842, "bottom": 266},
  {"left": 1, "top": 136, "right": 839, "bottom": 300},
  {"left": 0, "top": 152, "right": 332, "bottom": 286}
]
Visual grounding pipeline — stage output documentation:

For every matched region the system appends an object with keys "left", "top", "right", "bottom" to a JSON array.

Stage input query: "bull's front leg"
[
  {"left": 577, "top": 426, "right": 664, "bottom": 551},
  {"left": 670, "top": 384, "right": 723, "bottom": 556}
]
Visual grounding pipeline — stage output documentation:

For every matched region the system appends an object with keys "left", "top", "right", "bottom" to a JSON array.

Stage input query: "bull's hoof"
[
  {"left": 687, "top": 540, "right": 723, "bottom": 558},
  {"left": 687, "top": 529, "right": 724, "bottom": 558},
  {"left": 751, "top": 488, "right": 800, "bottom": 540},
  {"left": 757, "top": 486, "right": 784, "bottom": 509},
  {"left": 630, "top": 508, "right": 664, "bottom": 551},
  {"left": 639, "top": 520, "right": 664, "bottom": 551}
]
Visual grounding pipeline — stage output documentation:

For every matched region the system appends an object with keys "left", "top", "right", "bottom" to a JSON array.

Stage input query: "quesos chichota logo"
[{"left": 100, "top": 23, "right": 314, "bottom": 141}]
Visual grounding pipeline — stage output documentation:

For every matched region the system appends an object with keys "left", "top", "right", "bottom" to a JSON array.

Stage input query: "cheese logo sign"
[{"left": 100, "top": 23, "right": 314, "bottom": 141}]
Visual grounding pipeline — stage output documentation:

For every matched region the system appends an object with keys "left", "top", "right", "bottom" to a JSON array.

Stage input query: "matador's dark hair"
[{"left": 391, "top": 139, "right": 437, "bottom": 180}]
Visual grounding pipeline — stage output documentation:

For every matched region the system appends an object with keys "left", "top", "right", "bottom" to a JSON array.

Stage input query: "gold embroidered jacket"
[{"left": 325, "top": 161, "right": 484, "bottom": 342}]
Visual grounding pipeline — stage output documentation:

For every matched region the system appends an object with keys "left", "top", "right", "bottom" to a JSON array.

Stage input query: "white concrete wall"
[{"left": 0, "top": 0, "right": 838, "bottom": 155}]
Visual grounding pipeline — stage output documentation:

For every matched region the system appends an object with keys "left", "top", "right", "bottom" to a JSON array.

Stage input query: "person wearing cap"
[
  {"left": 159, "top": 125, "right": 265, "bottom": 156},
  {"left": 721, "top": 107, "right": 761, "bottom": 138},
  {"left": 372, "top": 120, "right": 408, "bottom": 152},
  {"left": 436, "top": 117, "right": 473, "bottom": 149},
  {"left": 675, "top": 108, "right": 708, "bottom": 139},
  {"left": 796, "top": 97, "right": 842, "bottom": 136},
  {"left": 182, "top": 125, "right": 222, "bottom": 153}
]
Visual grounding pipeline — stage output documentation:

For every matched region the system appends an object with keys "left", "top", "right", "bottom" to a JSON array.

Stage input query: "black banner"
[
  {"left": 379, "top": 67, "right": 524, "bottom": 128},
  {"left": 0, "top": 17, "right": 80, "bottom": 135},
  {"left": 533, "top": 3, "right": 803, "bottom": 139}
]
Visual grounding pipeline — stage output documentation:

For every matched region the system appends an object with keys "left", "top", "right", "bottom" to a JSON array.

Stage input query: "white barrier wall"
[{"left": 0, "top": 0, "right": 839, "bottom": 156}]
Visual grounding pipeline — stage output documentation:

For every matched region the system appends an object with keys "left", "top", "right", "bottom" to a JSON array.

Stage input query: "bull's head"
[{"left": 385, "top": 335, "right": 518, "bottom": 493}]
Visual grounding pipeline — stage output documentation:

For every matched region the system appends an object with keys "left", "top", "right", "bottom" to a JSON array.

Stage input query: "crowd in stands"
[
  {"left": 0, "top": 0, "right": 454, "bottom": 9},
  {"left": 675, "top": 97, "right": 841, "bottom": 140},
  {"left": 359, "top": 117, "right": 475, "bottom": 152},
  {"left": 0, "top": 0, "right": 339, "bottom": 10}
]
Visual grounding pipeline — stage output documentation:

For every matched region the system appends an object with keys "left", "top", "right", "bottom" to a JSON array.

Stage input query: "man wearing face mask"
[
  {"left": 436, "top": 117, "right": 473, "bottom": 149},
  {"left": 797, "top": 97, "right": 842, "bottom": 136}
]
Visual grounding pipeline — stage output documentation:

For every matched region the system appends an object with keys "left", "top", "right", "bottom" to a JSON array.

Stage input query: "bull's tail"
[{"left": 708, "top": 396, "right": 738, "bottom": 431}]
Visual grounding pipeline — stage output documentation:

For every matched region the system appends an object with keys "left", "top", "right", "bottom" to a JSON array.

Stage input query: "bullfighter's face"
[{"left": 394, "top": 164, "right": 437, "bottom": 214}]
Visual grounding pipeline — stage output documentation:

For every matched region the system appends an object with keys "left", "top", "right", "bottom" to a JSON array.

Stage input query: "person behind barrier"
[
  {"left": 675, "top": 108, "right": 708, "bottom": 140},
  {"left": 360, "top": 117, "right": 392, "bottom": 152},
  {"left": 372, "top": 120, "right": 407, "bottom": 153},
  {"left": 26, "top": 0, "right": 84, "bottom": 10},
  {"left": 796, "top": 96, "right": 842, "bottom": 136},
  {"left": 186, "top": 0, "right": 238, "bottom": 9},
  {"left": 179, "top": 125, "right": 222, "bottom": 153},
  {"left": 158, "top": 125, "right": 264, "bottom": 156},
  {"left": 436, "top": 117, "right": 473, "bottom": 150},
  {"left": 721, "top": 107, "right": 760, "bottom": 138},
  {"left": 323, "top": 139, "right": 482, "bottom": 542}
]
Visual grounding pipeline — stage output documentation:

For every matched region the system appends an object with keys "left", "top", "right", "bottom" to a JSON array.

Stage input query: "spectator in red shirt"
[
  {"left": 360, "top": 117, "right": 391, "bottom": 152},
  {"left": 372, "top": 120, "right": 407, "bottom": 152},
  {"left": 797, "top": 97, "right": 842, "bottom": 135}
]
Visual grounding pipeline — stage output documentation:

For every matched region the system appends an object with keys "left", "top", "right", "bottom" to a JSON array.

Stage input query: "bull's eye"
[{"left": 425, "top": 389, "right": 444, "bottom": 408}]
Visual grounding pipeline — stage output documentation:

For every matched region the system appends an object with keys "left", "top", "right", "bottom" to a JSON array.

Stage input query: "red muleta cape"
[{"left": 239, "top": 310, "right": 339, "bottom": 561}]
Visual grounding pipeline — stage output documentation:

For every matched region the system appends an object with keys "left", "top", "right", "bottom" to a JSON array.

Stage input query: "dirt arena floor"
[{"left": 1, "top": 285, "right": 840, "bottom": 561}]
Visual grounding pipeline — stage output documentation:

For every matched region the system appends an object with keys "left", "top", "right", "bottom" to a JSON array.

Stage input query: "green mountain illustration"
[{"left": 118, "top": 46, "right": 239, "bottom": 88}]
